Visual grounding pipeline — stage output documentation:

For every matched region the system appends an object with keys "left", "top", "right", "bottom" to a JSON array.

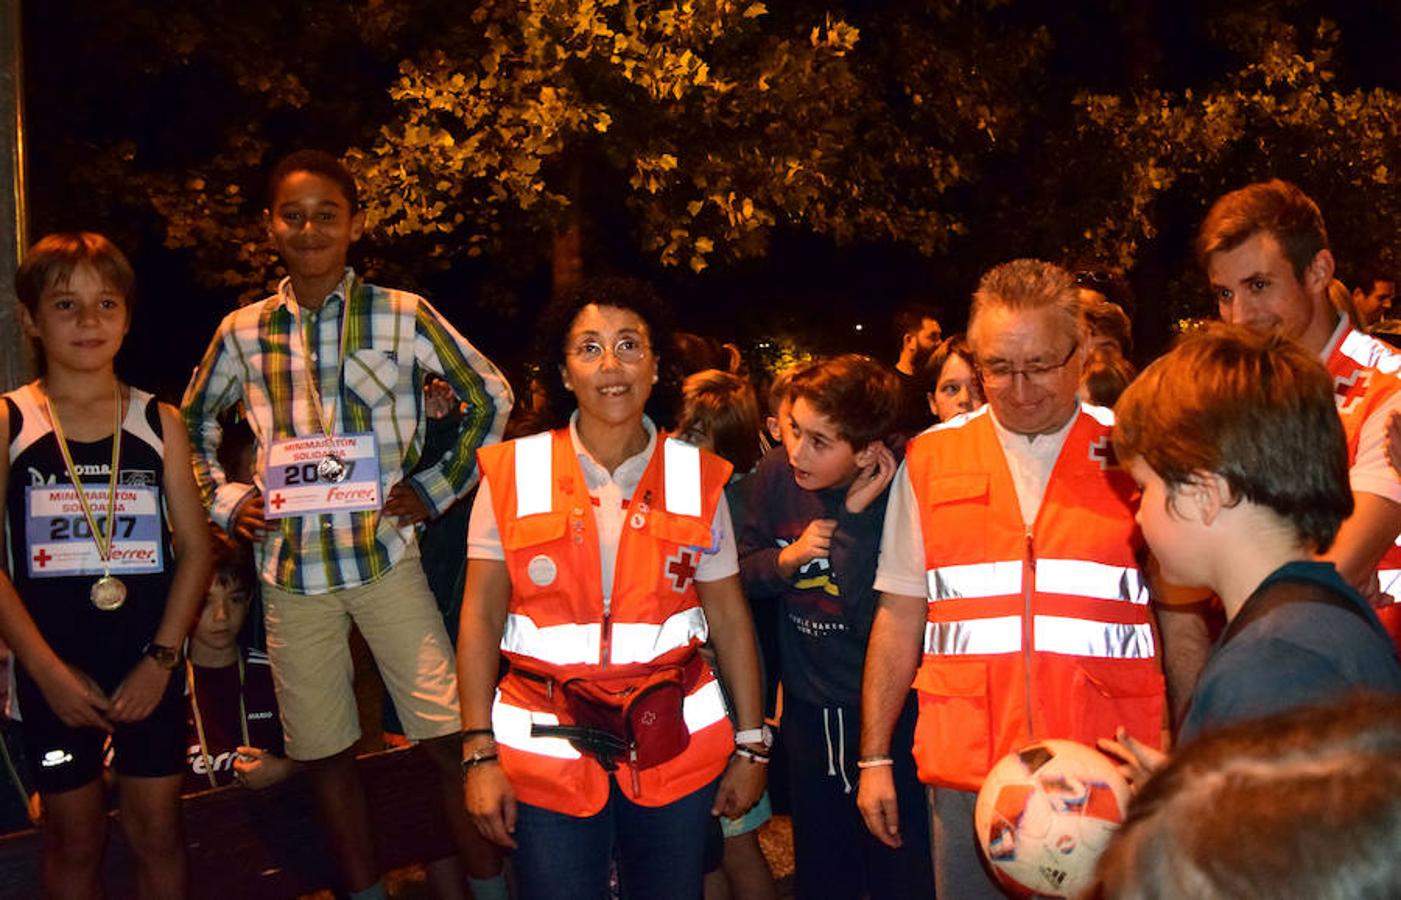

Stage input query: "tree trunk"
[
  {"left": 550, "top": 154, "right": 582, "bottom": 299},
  {"left": 0, "top": 0, "right": 33, "bottom": 389}
]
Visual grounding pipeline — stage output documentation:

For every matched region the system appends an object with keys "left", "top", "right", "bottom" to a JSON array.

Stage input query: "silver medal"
[
  {"left": 317, "top": 454, "right": 347, "bottom": 482},
  {"left": 91, "top": 575, "right": 127, "bottom": 611}
]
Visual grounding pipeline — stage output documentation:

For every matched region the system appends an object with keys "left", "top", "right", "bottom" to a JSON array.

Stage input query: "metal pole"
[{"left": 0, "top": 0, "right": 31, "bottom": 389}]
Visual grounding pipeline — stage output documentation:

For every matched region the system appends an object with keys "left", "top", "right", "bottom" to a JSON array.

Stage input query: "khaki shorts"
[{"left": 262, "top": 553, "right": 460, "bottom": 761}]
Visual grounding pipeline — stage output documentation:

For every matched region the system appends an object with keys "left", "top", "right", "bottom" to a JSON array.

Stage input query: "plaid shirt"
[{"left": 181, "top": 270, "right": 513, "bottom": 594}]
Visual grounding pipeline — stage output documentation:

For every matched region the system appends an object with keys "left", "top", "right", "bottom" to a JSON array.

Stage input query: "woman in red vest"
[{"left": 457, "top": 277, "right": 767, "bottom": 900}]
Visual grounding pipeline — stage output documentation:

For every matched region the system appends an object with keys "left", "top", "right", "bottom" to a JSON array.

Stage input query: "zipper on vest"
[
  {"left": 1023, "top": 527, "right": 1036, "bottom": 740},
  {"left": 629, "top": 744, "right": 642, "bottom": 796},
  {"left": 601, "top": 607, "right": 612, "bottom": 669}
]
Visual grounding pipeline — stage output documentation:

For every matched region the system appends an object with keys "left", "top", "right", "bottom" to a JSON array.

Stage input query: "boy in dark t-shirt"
[
  {"left": 739, "top": 355, "right": 933, "bottom": 900},
  {"left": 184, "top": 534, "right": 291, "bottom": 793},
  {"left": 1108, "top": 326, "right": 1401, "bottom": 765}
]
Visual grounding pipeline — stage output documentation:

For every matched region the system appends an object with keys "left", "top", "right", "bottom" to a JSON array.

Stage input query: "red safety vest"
[
  {"left": 1325, "top": 324, "right": 1401, "bottom": 648},
  {"left": 903, "top": 406, "right": 1165, "bottom": 792},
  {"left": 477, "top": 428, "right": 735, "bottom": 816}
]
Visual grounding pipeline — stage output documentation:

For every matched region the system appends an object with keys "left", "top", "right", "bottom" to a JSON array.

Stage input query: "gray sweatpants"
[{"left": 930, "top": 787, "right": 1007, "bottom": 899}]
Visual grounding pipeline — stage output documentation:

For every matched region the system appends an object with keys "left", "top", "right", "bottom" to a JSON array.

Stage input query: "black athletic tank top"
[{"left": 4, "top": 383, "right": 175, "bottom": 661}]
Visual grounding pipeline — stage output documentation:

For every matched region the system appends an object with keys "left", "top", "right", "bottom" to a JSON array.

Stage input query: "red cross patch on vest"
[
  {"left": 1334, "top": 369, "right": 1372, "bottom": 417},
  {"left": 666, "top": 549, "right": 699, "bottom": 592},
  {"left": 1089, "top": 436, "right": 1119, "bottom": 471}
]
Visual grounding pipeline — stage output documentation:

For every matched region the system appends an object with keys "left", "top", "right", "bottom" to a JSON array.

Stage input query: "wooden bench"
[{"left": 0, "top": 744, "right": 457, "bottom": 898}]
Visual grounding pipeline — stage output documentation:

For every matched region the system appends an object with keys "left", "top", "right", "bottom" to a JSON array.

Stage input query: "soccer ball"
[{"left": 974, "top": 739, "right": 1131, "bottom": 897}]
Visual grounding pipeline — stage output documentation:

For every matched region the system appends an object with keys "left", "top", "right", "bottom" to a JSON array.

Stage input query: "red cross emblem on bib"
[
  {"left": 1334, "top": 369, "right": 1371, "bottom": 417},
  {"left": 665, "top": 549, "right": 699, "bottom": 593},
  {"left": 1089, "top": 436, "right": 1118, "bottom": 471}
]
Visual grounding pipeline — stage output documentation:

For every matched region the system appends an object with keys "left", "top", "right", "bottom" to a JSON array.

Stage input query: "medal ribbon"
[
  {"left": 187, "top": 656, "right": 249, "bottom": 789},
  {"left": 44, "top": 383, "right": 123, "bottom": 576},
  {"left": 290, "top": 271, "right": 355, "bottom": 447}
]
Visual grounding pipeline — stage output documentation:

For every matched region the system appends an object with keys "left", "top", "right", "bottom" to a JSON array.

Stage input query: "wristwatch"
[
  {"left": 733, "top": 725, "right": 773, "bottom": 750},
  {"left": 142, "top": 642, "right": 182, "bottom": 671}
]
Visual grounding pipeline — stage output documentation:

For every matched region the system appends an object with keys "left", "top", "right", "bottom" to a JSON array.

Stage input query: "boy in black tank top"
[{"left": 0, "top": 233, "right": 212, "bottom": 898}]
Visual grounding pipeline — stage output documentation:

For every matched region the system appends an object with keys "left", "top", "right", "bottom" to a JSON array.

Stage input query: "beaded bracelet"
[
  {"left": 461, "top": 751, "right": 500, "bottom": 774},
  {"left": 733, "top": 747, "right": 771, "bottom": 765}
]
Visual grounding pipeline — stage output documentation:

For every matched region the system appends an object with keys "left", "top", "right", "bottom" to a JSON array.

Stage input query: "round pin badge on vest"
[
  {"left": 630, "top": 512, "right": 646, "bottom": 530},
  {"left": 527, "top": 554, "right": 558, "bottom": 587}
]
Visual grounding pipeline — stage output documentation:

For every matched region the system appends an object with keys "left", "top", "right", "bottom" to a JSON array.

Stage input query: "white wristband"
[{"left": 733, "top": 725, "right": 773, "bottom": 748}]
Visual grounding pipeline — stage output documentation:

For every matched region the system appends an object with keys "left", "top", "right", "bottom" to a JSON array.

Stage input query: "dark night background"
[{"left": 19, "top": 0, "right": 1401, "bottom": 402}]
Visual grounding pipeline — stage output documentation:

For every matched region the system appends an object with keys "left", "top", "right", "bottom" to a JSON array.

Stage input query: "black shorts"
[{"left": 15, "top": 658, "right": 185, "bottom": 795}]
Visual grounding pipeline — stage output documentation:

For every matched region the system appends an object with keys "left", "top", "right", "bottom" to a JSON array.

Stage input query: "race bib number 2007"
[
  {"left": 25, "top": 484, "right": 165, "bottom": 578},
  {"left": 263, "top": 434, "right": 382, "bottom": 519}
]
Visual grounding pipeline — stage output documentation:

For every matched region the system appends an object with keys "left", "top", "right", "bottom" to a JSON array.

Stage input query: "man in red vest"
[
  {"left": 856, "top": 259, "right": 1187, "bottom": 897},
  {"left": 1198, "top": 180, "right": 1401, "bottom": 644}
]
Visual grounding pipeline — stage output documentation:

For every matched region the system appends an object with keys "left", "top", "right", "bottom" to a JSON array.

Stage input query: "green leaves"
[{"left": 350, "top": 0, "right": 890, "bottom": 271}]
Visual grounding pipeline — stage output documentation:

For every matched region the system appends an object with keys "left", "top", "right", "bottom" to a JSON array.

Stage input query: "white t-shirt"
[
  {"left": 1320, "top": 317, "right": 1401, "bottom": 504},
  {"left": 467, "top": 415, "right": 738, "bottom": 609},
  {"left": 874, "top": 406, "right": 1078, "bottom": 598}
]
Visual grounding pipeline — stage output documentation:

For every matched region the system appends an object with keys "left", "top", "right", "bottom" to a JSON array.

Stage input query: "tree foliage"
[
  {"left": 1075, "top": 14, "right": 1401, "bottom": 317},
  {"left": 350, "top": 0, "right": 1045, "bottom": 276},
  {"left": 25, "top": 0, "right": 1401, "bottom": 338}
]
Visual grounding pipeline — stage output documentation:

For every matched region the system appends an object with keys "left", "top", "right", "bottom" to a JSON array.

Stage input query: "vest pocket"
[
  {"left": 910, "top": 659, "right": 992, "bottom": 789},
  {"left": 925, "top": 474, "right": 989, "bottom": 560},
  {"left": 502, "top": 512, "right": 567, "bottom": 550},
  {"left": 646, "top": 509, "right": 713, "bottom": 551},
  {"left": 927, "top": 473, "right": 988, "bottom": 504},
  {"left": 1065, "top": 659, "right": 1165, "bottom": 751}
]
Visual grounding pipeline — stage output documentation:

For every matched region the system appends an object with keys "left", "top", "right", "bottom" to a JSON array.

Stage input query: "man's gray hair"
[{"left": 969, "top": 259, "right": 1084, "bottom": 349}]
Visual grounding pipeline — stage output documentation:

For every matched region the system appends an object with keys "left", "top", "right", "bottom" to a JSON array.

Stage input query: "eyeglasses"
[
  {"left": 567, "top": 337, "right": 650, "bottom": 365},
  {"left": 976, "top": 343, "right": 1079, "bottom": 387},
  {"left": 1074, "top": 270, "right": 1112, "bottom": 287}
]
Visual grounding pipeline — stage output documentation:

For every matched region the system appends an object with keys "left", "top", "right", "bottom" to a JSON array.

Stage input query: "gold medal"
[
  {"left": 90, "top": 574, "right": 127, "bottom": 611},
  {"left": 44, "top": 383, "right": 128, "bottom": 611}
]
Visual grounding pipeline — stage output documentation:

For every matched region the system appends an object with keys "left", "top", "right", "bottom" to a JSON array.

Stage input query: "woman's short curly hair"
[{"left": 533, "top": 276, "right": 679, "bottom": 430}]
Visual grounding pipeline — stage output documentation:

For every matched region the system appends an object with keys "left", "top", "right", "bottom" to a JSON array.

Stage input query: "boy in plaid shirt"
[{"left": 182, "top": 150, "right": 512, "bottom": 900}]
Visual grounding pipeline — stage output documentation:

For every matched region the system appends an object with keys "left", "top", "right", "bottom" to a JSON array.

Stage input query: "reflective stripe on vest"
[
  {"left": 1380, "top": 532, "right": 1401, "bottom": 599},
  {"left": 682, "top": 678, "right": 729, "bottom": 733},
  {"left": 501, "top": 616, "right": 602, "bottom": 666},
  {"left": 502, "top": 604, "right": 708, "bottom": 666},
  {"left": 610, "top": 608, "right": 709, "bottom": 665},
  {"left": 514, "top": 432, "right": 554, "bottom": 517},
  {"left": 1081, "top": 403, "right": 1116, "bottom": 427},
  {"left": 926, "top": 559, "right": 1145, "bottom": 604},
  {"left": 924, "top": 615, "right": 1154, "bottom": 659},
  {"left": 924, "top": 616, "right": 1022, "bottom": 655},
  {"left": 663, "top": 438, "right": 702, "bottom": 517},
  {"left": 1032, "top": 615, "right": 1155, "bottom": 658},
  {"left": 493, "top": 694, "right": 582, "bottom": 760},
  {"left": 1340, "top": 328, "right": 1401, "bottom": 375},
  {"left": 1036, "top": 559, "right": 1148, "bottom": 605},
  {"left": 927, "top": 561, "right": 1022, "bottom": 601},
  {"left": 513, "top": 432, "right": 703, "bottom": 518}
]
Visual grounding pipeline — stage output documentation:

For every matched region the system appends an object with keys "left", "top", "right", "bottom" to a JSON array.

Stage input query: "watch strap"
[
  {"left": 143, "top": 641, "right": 182, "bottom": 670},
  {"left": 733, "top": 725, "right": 772, "bottom": 748}
]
